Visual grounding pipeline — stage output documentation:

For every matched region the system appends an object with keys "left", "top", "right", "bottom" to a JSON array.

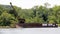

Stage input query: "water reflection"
[{"left": 0, "top": 28, "right": 60, "bottom": 34}]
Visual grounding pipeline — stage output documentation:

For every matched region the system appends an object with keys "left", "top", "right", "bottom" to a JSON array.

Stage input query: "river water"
[{"left": 0, "top": 27, "right": 60, "bottom": 34}]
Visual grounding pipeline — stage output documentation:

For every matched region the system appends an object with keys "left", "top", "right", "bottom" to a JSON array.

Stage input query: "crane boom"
[{"left": 10, "top": 2, "right": 18, "bottom": 18}]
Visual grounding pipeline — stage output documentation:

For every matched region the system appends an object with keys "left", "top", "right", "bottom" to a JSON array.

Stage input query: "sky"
[{"left": 0, "top": 0, "right": 60, "bottom": 9}]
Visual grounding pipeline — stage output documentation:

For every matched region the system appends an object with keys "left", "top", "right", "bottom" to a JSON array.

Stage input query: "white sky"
[{"left": 0, "top": 0, "right": 60, "bottom": 9}]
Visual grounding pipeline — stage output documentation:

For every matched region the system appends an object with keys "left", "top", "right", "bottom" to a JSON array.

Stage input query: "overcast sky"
[{"left": 0, "top": 0, "right": 60, "bottom": 9}]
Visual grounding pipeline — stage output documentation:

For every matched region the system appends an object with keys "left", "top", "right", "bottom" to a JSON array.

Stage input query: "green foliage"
[
  {"left": 0, "top": 11, "right": 17, "bottom": 26},
  {"left": 0, "top": 3, "right": 60, "bottom": 27}
]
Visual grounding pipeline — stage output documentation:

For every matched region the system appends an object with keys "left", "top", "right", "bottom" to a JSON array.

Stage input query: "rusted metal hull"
[{"left": 16, "top": 23, "right": 58, "bottom": 28}]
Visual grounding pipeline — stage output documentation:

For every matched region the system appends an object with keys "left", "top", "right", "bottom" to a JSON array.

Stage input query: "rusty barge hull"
[{"left": 16, "top": 23, "right": 58, "bottom": 28}]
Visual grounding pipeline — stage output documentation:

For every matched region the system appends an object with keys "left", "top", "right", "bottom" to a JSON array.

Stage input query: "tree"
[{"left": 0, "top": 11, "right": 17, "bottom": 26}]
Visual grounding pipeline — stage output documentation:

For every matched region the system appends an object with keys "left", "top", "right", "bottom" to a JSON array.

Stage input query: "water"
[{"left": 0, "top": 27, "right": 60, "bottom": 34}]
